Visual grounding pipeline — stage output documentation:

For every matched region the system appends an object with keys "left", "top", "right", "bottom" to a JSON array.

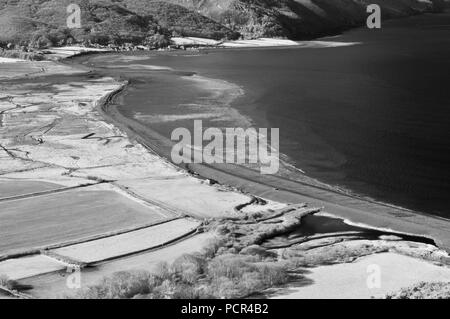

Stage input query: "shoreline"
[
  {"left": 93, "top": 54, "right": 450, "bottom": 253},
  {"left": 1, "top": 47, "right": 449, "bottom": 298}
]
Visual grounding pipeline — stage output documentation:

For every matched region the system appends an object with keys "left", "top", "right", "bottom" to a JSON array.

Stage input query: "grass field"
[
  {"left": 0, "top": 61, "right": 83, "bottom": 80},
  {"left": 0, "top": 187, "right": 172, "bottom": 256},
  {"left": 119, "top": 177, "right": 251, "bottom": 218},
  {"left": 51, "top": 218, "right": 201, "bottom": 263},
  {"left": 0, "top": 180, "right": 63, "bottom": 199},
  {"left": 0, "top": 255, "right": 66, "bottom": 280},
  {"left": 17, "top": 233, "right": 213, "bottom": 298}
]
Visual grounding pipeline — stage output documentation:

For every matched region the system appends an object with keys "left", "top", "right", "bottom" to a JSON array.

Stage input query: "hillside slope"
[
  {"left": 0, "top": 0, "right": 445, "bottom": 48},
  {"left": 122, "top": 0, "right": 239, "bottom": 39},
  {"left": 0, "top": 0, "right": 237, "bottom": 47},
  {"left": 157, "top": 0, "right": 444, "bottom": 38},
  {"left": 0, "top": 0, "right": 164, "bottom": 46}
]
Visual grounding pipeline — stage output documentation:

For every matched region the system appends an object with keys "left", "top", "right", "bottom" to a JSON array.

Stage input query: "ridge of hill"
[{"left": 0, "top": 0, "right": 445, "bottom": 49}]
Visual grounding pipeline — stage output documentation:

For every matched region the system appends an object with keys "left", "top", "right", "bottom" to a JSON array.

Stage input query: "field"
[
  {"left": 0, "top": 180, "right": 63, "bottom": 199},
  {"left": 271, "top": 252, "right": 450, "bottom": 299},
  {"left": 0, "top": 60, "right": 263, "bottom": 299},
  {"left": 16, "top": 233, "right": 213, "bottom": 298},
  {"left": 119, "top": 177, "right": 252, "bottom": 218},
  {"left": 0, "top": 255, "right": 66, "bottom": 280},
  {"left": 51, "top": 218, "right": 201, "bottom": 263},
  {"left": 0, "top": 61, "right": 84, "bottom": 80},
  {"left": 0, "top": 184, "right": 172, "bottom": 256}
]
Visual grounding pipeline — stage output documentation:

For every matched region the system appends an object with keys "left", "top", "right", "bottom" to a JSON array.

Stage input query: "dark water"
[
  {"left": 263, "top": 214, "right": 436, "bottom": 248},
  {"left": 88, "top": 12, "right": 450, "bottom": 218}
]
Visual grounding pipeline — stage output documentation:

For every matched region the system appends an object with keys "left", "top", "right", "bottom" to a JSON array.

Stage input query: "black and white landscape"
[{"left": 0, "top": 0, "right": 450, "bottom": 300}]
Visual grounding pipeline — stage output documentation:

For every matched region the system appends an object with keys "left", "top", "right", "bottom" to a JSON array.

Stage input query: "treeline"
[
  {"left": 123, "top": 0, "right": 239, "bottom": 40},
  {"left": 73, "top": 239, "right": 292, "bottom": 299},
  {"left": 0, "top": 0, "right": 445, "bottom": 51},
  {"left": 0, "top": 1, "right": 170, "bottom": 49},
  {"left": 161, "top": 0, "right": 444, "bottom": 39},
  {"left": 0, "top": 0, "right": 238, "bottom": 50}
]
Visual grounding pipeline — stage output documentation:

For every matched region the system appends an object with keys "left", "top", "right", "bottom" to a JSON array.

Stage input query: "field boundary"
[
  {"left": 0, "top": 182, "right": 101, "bottom": 203},
  {"left": 0, "top": 285, "right": 33, "bottom": 299},
  {"left": 50, "top": 225, "right": 203, "bottom": 266},
  {"left": 0, "top": 217, "right": 183, "bottom": 262}
]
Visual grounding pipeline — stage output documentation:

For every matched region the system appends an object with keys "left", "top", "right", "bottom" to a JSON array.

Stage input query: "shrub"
[
  {"left": 202, "top": 237, "right": 227, "bottom": 258},
  {"left": 386, "top": 282, "right": 450, "bottom": 299},
  {"left": 171, "top": 283, "right": 206, "bottom": 299},
  {"left": 144, "top": 33, "right": 169, "bottom": 49},
  {"left": 0, "top": 274, "right": 17, "bottom": 290},
  {"left": 210, "top": 276, "right": 244, "bottom": 299},
  {"left": 240, "top": 245, "right": 277, "bottom": 259},
  {"left": 75, "top": 270, "right": 156, "bottom": 299},
  {"left": 153, "top": 261, "right": 173, "bottom": 281},
  {"left": 207, "top": 254, "right": 259, "bottom": 280},
  {"left": 171, "top": 254, "right": 205, "bottom": 284},
  {"left": 256, "top": 262, "right": 289, "bottom": 286},
  {"left": 73, "top": 249, "right": 292, "bottom": 299}
]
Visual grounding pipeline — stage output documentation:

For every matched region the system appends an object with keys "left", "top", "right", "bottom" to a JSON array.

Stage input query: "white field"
[
  {"left": 51, "top": 218, "right": 201, "bottom": 263},
  {"left": 170, "top": 37, "right": 359, "bottom": 49},
  {"left": 21, "top": 233, "right": 214, "bottom": 298},
  {"left": 0, "top": 57, "right": 25, "bottom": 63},
  {"left": 0, "top": 60, "right": 85, "bottom": 80},
  {"left": 272, "top": 252, "right": 450, "bottom": 299},
  {"left": 0, "top": 74, "right": 250, "bottom": 219},
  {"left": 220, "top": 39, "right": 360, "bottom": 48},
  {"left": 171, "top": 37, "right": 221, "bottom": 46},
  {"left": 0, "top": 168, "right": 98, "bottom": 188},
  {"left": 0, "top": 255, "right": 67, "bottom": 280},
  {"left": 221, "top": 38, "right": 299, "bottom": 47},
  {"left": 45, "top": 46, "right": 110, "bottom": 59},
  {"left": 118, "top": 177, "right": 253, "bottom": 218},
  {"left": 0, "top": 183, "right": 174, "bottom": 256}
]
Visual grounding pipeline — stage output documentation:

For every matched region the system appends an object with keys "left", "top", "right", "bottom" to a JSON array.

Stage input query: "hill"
[
  {"left": 0, "top": 0, "right": 166, "bottom": 47},
  {"left": 122, "top": 0, "right": 239, "bottom": 39},
  {"left": 156, "top": 0, "right": 443, "bottom": 39},
  {"left": 0, "top": 0, "right": 445, "bottom": 49},
  {"left": 0, "top": 0, "right": 238, "bottom": 48}
]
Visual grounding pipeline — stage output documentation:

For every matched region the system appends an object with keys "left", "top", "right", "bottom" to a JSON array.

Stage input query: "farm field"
[
  {"left": 0, "top": 185, "right": 173, "bottom": 256},
  {"left": 0, "top": 180, "right": 64, "bottom": 199},
  {"left": 20, "top": 233, "right": 213, "bottom": 298},
  {"left": 0, "top": 255, "right": 67, "bottom": 280},
  {"left": 0, "top": 61, "right": 84, "bottom": 80},
  {"left": 51, "top": 218, "right": 201, "bottom": 264},
  {"left": 119, "top": 177, "right": 252, "bottom": 218},
  {"left": 0, "top": 292, "right": 15, "bottom": 299}
]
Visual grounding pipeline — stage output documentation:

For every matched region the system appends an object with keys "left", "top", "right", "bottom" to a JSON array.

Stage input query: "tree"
[{"left": 144, "top": 33, "right": 169, "bottom": 49}]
